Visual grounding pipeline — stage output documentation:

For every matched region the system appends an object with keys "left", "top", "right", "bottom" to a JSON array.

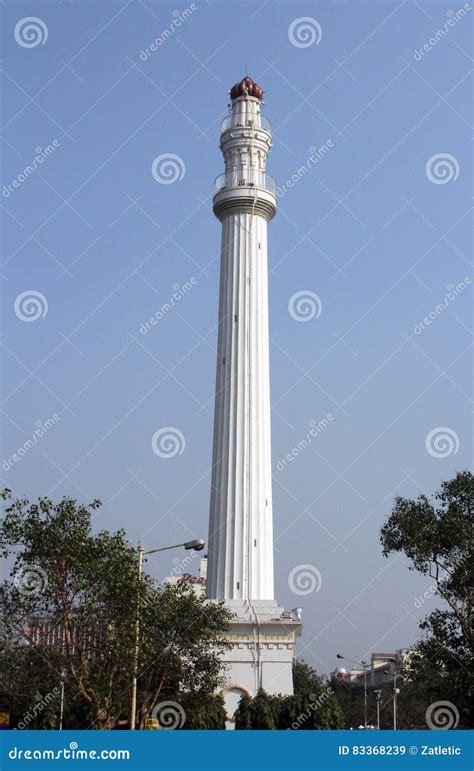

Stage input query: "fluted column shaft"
[
  {"left": 207, "top": 94, "right": 276, "bottom": 602},
  {"left": 207, "top": 209, "right": 274, "bottom": 601}
]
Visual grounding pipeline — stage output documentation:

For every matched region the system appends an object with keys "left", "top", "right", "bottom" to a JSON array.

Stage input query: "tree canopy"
[
  {"left": 380, "top": 470, "right": 473, "bottom": 727},
  {"left": 234, "top": 660, "right": 344, "bottom": 730},
  {"left": 0, "top": 490, "right": 231, "bottom": 729}
]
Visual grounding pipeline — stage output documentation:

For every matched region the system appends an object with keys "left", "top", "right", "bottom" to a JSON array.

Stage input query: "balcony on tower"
[
  {"left": 214, "top": 170, "right": 276, "bottom": 196},
  {"left": 220, "top": 113, "right": 272, "bottom": 135},
  {"left": 212, "top": 167, "right": 277, "bottom": 222}
]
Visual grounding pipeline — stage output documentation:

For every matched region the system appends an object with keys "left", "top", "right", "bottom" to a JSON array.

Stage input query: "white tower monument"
[{"left": 207, "top": 77, "right": 302, "bottom": 725}]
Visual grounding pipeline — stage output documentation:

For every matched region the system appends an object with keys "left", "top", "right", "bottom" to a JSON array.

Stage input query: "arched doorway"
[{"left": 222, "top": 683, "right": 253, "bottom": 730}]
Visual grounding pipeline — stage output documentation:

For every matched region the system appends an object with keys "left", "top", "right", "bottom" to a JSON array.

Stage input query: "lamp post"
[
  {"left": 130, "top": 537, "right": 205, "bottom": 730},
  {"left": 59, "top": 667, "right": 67, "bottom": 730},
  {"left": 374, "top": 689, "right": 382, "bottom": 730},
  {"left": 393, "top": 670, "right": 401, "bottom": 730},
  {"left": 337, "top": 653, "right": 369, "bottom": 730}
]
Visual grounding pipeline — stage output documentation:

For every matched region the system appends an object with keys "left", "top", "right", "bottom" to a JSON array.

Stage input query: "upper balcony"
[
  {"left": 213, "top": 170, "right": 277, "bottom": 222},
  {"left": 213, "top": 168, "right": 277, "bottom": 221},
  {"left": 220, "top": 115, "right": 272, "bottom": 135},
  {"left": 214, "top": 170, "right": 277, "bottom": 196}
]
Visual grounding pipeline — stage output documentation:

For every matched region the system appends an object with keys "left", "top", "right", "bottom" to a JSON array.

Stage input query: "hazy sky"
[{"left": 1, "top": 0, "right": 472, "bottom": 675}]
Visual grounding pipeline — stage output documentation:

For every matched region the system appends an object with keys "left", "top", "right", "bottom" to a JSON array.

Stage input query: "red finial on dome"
[{"left": 230, "top": 77, "right": 264, "bottom": 101}]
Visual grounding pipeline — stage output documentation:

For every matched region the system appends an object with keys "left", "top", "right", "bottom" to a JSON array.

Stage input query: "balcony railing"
[
  {"left": 214, "top": 171, "right": 277, "bottom": 196},
  {"left": 220, "top": 115, "right": 271, "bottom": 134}
]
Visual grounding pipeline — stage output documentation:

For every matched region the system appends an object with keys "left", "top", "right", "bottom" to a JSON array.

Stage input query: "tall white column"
[
  {"left": 206, "top": 80, "right": 301, "bottom": 716},
  {"left": 207, "top": 81, "right": 277, "bottom": 602}
]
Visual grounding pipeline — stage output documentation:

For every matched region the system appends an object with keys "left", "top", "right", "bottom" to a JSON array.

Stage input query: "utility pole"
[
  {"left": 362, "top": 660, "right": 368, "bottom": 730},
  {"left": 130, "top": 538, "right": 205, "bottom": 730},
  {"left": 130, "top": 545, "right": 144, "bottom": 732},
  {"left": 59, "top": 668, "right": 66, "bottom": 730},
  {"left": 393, "top": 671, "right": 401, "bottom": 730},
  {"left": 374, "top": 689, "right": 382, "bottom": 730}
]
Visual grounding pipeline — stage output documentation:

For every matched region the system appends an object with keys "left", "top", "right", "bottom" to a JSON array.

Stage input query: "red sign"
[{"left": 180, "top": 573, "right": 206, "bottom": 584}]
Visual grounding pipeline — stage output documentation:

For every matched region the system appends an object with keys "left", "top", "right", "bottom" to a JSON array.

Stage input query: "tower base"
[{"left": 219, "top": 600, "right": 302, "bottom": 728}]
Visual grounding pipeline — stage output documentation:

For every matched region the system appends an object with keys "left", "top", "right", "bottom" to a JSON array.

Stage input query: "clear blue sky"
[{"left": 1, "top": 0, "right": 472, "bottom": 675}]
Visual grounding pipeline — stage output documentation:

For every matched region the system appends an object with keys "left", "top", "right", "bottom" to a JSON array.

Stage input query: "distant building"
[
  {"left": 29, "top": 616, "right": 68, "bottom": 648},
  {"left": 27, "top": 616, "right": 95, "bottom": 654},
  {"left": 370, "top": 652, "right": 398, "bottom": 685},
  {"left": 334, "top": 649, "right": 409, "bottom": 686}
]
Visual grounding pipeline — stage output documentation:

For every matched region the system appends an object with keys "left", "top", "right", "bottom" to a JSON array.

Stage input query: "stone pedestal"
[{"left": 219, "top": 601, "right": 302, "bottom": 727}]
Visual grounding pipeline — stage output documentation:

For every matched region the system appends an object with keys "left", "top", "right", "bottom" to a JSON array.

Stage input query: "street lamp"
[
  {"left": 130, "top": 537, "right": 205, "bottom": 730},
  {"left": 337, "top": 653, "right": 369, "bottom": 730}
]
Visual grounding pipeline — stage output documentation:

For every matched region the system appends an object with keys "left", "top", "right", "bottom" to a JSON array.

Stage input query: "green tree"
[
  {"left": 380, "top": 471, "right": 473, "bottom": 727},
  {"left": 293, "top": 658, "right": 325, "bottom": 694},
  {"left": 234, "top": 661, "right": 344, "bottom": 730},
  {"left": 0, "top": 491, "right": 231, "bottom": 729},
  {"left": 234, "top": 693, "right": 252, "bottom": 729},
  {"left": 329, "top": 675, "right": 367, "bottom": 729},
  {"left": 0, "top": 645, "right": 65, "bottom": 729},
  {"left": 248, "top": 689, "right": 276, "bottom": 729},
  {"left": 289, "top": 660, "right": 344, "bottom": 729},
  {"left": 234, "top": 690, "right": 276, "bottom": 730},
  {"left": 137, "top": 581, "right": 231, "bottom": 728},
  {"left": 178, "top": 693, "right": 226, "bottom": 730},
  {"left": 329, "top": 675, "right": 431, "bottom": 730}
]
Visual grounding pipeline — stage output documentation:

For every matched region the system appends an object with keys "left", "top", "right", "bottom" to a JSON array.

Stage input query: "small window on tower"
[{"left": 236, "top": 581, "right": 240, "bottom": 590}]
